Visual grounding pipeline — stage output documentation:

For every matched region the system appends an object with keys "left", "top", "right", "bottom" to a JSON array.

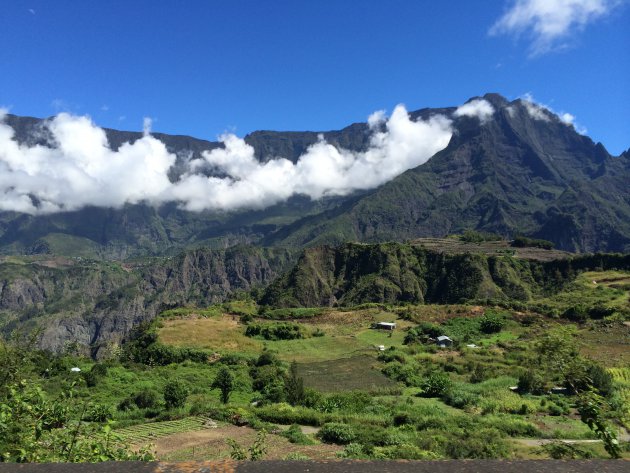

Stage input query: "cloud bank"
[
  {"left": 490, "top": 0, "right": 624, "bottom": 56},
  {"left": 0, "top": 106, "right": 453, "bottom": 214}
]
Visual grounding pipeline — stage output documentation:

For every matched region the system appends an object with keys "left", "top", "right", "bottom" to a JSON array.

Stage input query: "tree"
[
  {"left": 212, "top": 367, "right": 234, "bottom": 404},
  {"left": 163, "top": 380, "right": 189, "bottom": 409},
  {"left": 0, "top": 380, "right": 154, "bottom": 462},
  {"left": 284, "top": 361, "right": 305, "bottom": 406}
]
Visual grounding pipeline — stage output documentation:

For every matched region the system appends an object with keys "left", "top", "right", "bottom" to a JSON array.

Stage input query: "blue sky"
[{"left": 1, "top": 0, "right": 628, "bottom": 154}]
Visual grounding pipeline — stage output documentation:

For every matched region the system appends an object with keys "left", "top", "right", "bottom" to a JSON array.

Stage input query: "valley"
[{"left": 3, "top": 261, "right": 629, "bottom": 461}]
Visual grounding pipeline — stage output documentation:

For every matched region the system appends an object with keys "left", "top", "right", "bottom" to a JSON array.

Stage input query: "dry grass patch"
[
  {"left": 159, "top": 316, "right": 262, "bottom": 353},
  {"left": 156, "top": 425, "right": 340, "bottom": 461}
]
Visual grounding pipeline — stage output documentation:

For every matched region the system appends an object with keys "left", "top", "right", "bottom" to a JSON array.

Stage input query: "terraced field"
[{"left": 114, "top": 416, "right": 213, "bottom": 443}]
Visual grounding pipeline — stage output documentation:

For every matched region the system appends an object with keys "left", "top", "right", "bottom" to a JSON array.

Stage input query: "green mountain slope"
[
  {"left": 2, "top": 93, "right": 629, "bottom": 256},
  {"left": 261, "top": 241, "right": 630, "bottom": 308},
  {"left": 265, "top": 94, "right": 630, "bottom": 252}
]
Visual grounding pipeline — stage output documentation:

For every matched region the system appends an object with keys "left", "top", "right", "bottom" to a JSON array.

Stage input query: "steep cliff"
[{"left": 0, "top": 247, "right": 294, "bottom": 355}]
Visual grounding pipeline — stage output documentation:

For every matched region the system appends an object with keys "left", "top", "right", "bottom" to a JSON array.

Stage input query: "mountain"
[
  {"left": 264, "top": 94, "right": 630, "bottom": 252},
  {"left": 1, "top": 93, "right": 629, "bottom": 257}
]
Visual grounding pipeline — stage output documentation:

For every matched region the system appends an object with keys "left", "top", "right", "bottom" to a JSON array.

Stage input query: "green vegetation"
[
  {"left": 2, "top": 262, "right": 629, "bottom": 463},
  {"left": 511, "top": 236, "right": 555, "bottom": 250}
]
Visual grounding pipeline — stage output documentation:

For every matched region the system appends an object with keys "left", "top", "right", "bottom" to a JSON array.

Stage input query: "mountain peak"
[{"left": 469, "top": 93, "right": 509, "bottom": 109}]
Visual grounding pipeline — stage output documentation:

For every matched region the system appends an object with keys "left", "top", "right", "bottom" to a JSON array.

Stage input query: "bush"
[
  {"left": 279, "top": 424, "right": 316, "bottom": 445},
  {"left": 163, "top": 380, "right": 189, "bottom": 409},
  {"left": 444, "top": 428, "right": 511, "bottom": 459},
  {"left": 563, "top": 305, "right": 589, "bottom": 323},
  {"left": 419, "top": 372, "right": 452, "bottom": 397},
  {"left": 245, "top": 323, "right": 305, "bottom": 341},
  {"left": 85, "top": 404, "right": 113, "bottom": 422},
  {"left": 517, "top": 370, "right": 547, "bottom": 395},
  {"left": 373, "top": 444, "right": 439, "bottom": 460},
  {"left": 479, "top": 313, "right": 505, "bottom": 334},
  {"left": 337, "top": 443, "right": 368, "bottom": 459},
  {"left": 588, "top": 304, "right": 615, "bottom": 319},
  {"left": 260, "top": 308, "right": 322, "bottom": 320},
  {"left": 133, "top": 389, "right": 160, "bottom": 409},
  {"left": 404, "top": 322, "right": 443, "bottom": 344},
  {"left": 511, "top": 236, "right": 554, "bottom": 249},
  {"left": 318, "top": 423, "right": 357, "bottom": 445}
]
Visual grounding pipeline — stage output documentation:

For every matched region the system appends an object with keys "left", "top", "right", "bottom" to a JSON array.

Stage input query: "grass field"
[
  {"left": 158, "top": 308, "right": 414, "bottom": 363},
  {"left": 159, "top": 315, "right": 263, "bottom": 354},
  {"left": 536, "top": 271, "right": 630, "bottom": 315},
  {"left": 579, "top": 322, "right": 630, "bottom": 366}
]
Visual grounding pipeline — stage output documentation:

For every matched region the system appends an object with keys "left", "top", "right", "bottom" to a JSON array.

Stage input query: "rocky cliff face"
[
  {"left": 261, "top": 242, "right": 630, "bottom": 308},
  {"left": 0, "top": 247, "right": 294, "bottom": 355}
]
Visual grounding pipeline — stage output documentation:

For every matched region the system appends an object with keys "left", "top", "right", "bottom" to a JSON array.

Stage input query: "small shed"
[
  {"left": 374, "top": 322, "right": 397, "bottom": 331},
  {"left": 436, "top": 335, "right": 453, "bottom": 348}
]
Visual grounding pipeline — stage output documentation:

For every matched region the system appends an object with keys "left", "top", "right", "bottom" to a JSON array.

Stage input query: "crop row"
[{"left": 114, "top": 416, "right": 209, "bottom": 442}]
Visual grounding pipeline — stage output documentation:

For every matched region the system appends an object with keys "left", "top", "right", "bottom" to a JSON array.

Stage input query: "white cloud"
[
  {"left": 454, "top": 99, "right": 495, "bottom": 123},
  {"left": 367, "top": 110, "right": 386, "bottom": 129},
  {"left": 490, "top": 0, "right": 625, "bottom": 56},
  {"left": 0, "top": 111, "right": 175, "bottom": 214},
  {"left": 143, "top": 117, "right": 153, "bottom": 135},
  {"left": 521, "top": 94, "right": 552, "bottom": 121},
  {"left": 0, "top": 106, "right": 454, "bottom": 214},
  {"left": 170, "top": 105, "right": 453, "bottom": 211},
  {"left": 519, "top": 93, "right": 587, "bottom": 133}
]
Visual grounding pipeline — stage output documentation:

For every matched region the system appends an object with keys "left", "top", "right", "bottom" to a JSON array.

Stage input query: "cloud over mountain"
[{"left": 0, "top": 106, "right": 453, "bottom": 214}]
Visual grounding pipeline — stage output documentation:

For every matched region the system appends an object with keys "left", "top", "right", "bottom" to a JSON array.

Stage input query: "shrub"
[
  {"left": 337, "top": 443, "right": 368, "bottom": 459},
  {"left": 255, "top": 404, "right": 324, "bottom": 426},
  {"left": 280, "top": 424, "right": 316, "bottom": 445},
  {"left": 163, "top": 380, "right": 189, "bottom": 409},
  {"left": 373, "top": 444, "right": 439, "bottom": 460},
  {"left": 419, "top": 372, "right": 452, "bottom": 397},
  {"left": 461, "top": 230, "right": 502, "bottom": 243},
  {"left": 133, "top": 389, "right": 160, "bottom": 409},
  {"left": 563, "top": 305, "right": 589, "bottom": 323},
  {"left": 479, "top": 313, "right": 505, "bottom": 334},
  {"left": 511, "top": 236, "right": 554, "bottom": 249},
  {"left": 82, "top": 371, "right": 99, "bottom": 388},
  {"left": 404, "top": 323, "right": 442, "bottom": 344},
  {"left": 517, "top": 370, "right": 547, "bottom": 395},
  {"left": 588, "top": 304, "right": 615, "bottom": 319},
  {"left": 318, "top": 423, "right": 357, "bottom": 445},
  {"left": 85, "top": 404, "right": 113, "bottom": 423},
  {"left": 245, "top": 323, "right": 305, "bottom": 341},
  {"left": 548, "top": 403, "right": 564, "bottom": 416},
  {"left": 445, "top": 428, "right": 511, "bottom": 459},
  {"left": 260, "top": 307, "right": 322, "bottom": 320}
]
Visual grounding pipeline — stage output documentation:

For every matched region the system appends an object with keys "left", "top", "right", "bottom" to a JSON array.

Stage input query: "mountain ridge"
[{"left": 1, "top": 93, "right": 629, "bottom": 256}]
